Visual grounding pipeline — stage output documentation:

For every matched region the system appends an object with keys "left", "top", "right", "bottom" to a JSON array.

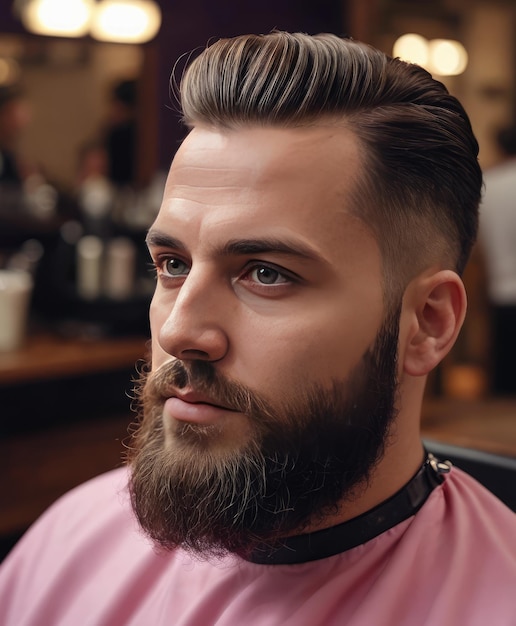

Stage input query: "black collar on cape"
[{"left": 245, "top": 452, "right": 451, "bottom": 565}]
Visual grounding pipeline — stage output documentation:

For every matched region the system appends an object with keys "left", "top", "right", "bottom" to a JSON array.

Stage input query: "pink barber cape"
[{"left": 0, "top": 465, "right": 515, "bottom": 625}]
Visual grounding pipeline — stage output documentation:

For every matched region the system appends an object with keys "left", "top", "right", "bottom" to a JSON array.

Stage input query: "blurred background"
[{"left": 1, "top": 0, "right": 516, "bottom": 558}]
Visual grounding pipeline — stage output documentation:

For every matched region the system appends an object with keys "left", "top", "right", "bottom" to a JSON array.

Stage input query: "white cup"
[{"left": 0, "top": 270, "right": 33, "bottom": 352}]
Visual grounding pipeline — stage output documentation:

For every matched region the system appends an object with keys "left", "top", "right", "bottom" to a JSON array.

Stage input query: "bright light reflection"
[
  {"left": 24, "top": 0, "right": 92, "bottom": 36},
  {"left": 393, "top": 34, "right": 468, "bottom": 76},
  {"left": 428, "top": 39, "right": 468, "bottom": 76},
  {"left": 393, "top": 34, "right": 429, "bottom": 67},
  {"left": 91, "top": 0, "right": 162, "bottom": 43}
]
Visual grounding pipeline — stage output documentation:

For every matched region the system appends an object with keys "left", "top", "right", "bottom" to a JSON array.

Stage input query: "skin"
[{"left": 146, "top": 124, "right": 467, "bottom": 531}]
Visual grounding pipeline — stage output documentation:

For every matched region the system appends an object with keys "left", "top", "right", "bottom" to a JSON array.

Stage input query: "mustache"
[{"left": 142, "top": 359, "right": 275, "bottom": 421}]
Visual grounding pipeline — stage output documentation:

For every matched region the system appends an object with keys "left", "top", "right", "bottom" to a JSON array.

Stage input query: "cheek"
[
  {"left": 238, "top": 306, "right": 382, "bottom": 393},
  {"left": 150, "top": 337, "right": 168, "bottom": 371}
]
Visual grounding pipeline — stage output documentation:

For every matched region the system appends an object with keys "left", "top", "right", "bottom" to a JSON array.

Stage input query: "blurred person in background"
[
  {"left": 0, "top": 83, "right": 31, "bottom": 185},
  {"left": 103, "top": 78, "right": 137, "bottom": 187},
  {"left": 480, "top": 125, "right": 516, "bottom": 395}
]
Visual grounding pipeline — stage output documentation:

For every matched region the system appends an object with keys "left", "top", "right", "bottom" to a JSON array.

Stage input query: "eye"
[
  {"left": 247, "top": 265, "right": 289, "bottom": 285},
  {"left": 158, "top": 257, "right": 190, "bottom": 278}
]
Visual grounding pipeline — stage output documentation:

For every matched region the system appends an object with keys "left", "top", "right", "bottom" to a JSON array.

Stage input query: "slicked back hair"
[{"left": 178, "top": 31, "right": 482, "bottom": 297}]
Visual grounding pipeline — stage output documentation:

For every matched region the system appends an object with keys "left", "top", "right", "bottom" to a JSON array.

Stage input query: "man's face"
[{"left": 130, "top": 125, "right": 400, "bottom": 556}]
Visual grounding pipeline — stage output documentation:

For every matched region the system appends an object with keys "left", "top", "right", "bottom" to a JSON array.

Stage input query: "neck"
[{"left": 302, "top": 378, "right": 426, "bottom": 534}]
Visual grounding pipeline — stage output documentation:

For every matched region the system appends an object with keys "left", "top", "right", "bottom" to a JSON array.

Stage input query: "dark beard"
[{"left": 127, "top": 305, "right": 401, "bottom": 559}]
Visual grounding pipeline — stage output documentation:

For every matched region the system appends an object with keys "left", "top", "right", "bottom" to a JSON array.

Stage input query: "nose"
[{"left": 153, "top": 268, "right": 230, "bottom": 362}]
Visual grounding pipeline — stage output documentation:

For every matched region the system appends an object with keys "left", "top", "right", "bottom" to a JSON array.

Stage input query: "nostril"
[{"left": 180, "top": 349, "right": 211, "bottom": 361}]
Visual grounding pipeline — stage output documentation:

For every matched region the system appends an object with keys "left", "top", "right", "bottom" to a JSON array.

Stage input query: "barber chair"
[{"left": 424, "top": 439, "right": 516, "bottom": 512}]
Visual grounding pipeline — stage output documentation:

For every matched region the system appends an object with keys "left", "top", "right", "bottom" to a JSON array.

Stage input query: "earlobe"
[{"left": 403, "top": 270, "right": 467, "bottom": 377}]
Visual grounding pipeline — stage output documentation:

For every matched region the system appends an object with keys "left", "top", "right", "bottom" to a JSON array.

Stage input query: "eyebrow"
[
  {"left": 146, "top": 231, "right": 185, "bottom": 251},
  {"left": 146, "top": 229, "right": 325, "bottom": 263},
  {"left": 221, "top": 238, "right": 322, "bottom": 262}
]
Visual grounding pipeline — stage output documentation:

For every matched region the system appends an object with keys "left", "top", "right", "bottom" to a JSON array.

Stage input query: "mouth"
[
  {"left": 172, "top": 390, "right": 235, "bottom": 412},
  {"left": 163, "top": 389, "right": 238, "bottom": 426}
]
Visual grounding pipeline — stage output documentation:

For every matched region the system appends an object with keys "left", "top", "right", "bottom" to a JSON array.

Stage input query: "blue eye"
[{"left": 164, "top": 258, "right": 189, "bottom": 277}]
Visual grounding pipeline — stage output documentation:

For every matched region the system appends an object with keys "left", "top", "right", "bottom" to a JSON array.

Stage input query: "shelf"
[{"left": 0, "top": 333, "right": 149, "bottom": 385}]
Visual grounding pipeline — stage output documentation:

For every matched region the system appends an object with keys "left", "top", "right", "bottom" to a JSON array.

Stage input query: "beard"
[{"left": 127, "top": 304, "right": 401, "bottom": 559}]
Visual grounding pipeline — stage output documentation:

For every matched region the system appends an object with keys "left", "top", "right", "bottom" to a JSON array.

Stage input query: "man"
[
  {"left": 480, "top": 125, "right": 516, "bottom": 394},
  {"left": 0, "top": 84, "right": 30, "bottom": 184},
  {"left": 1, "top": 32, "right": 514, "bottom": 625},
  {"left": 104, "top": 79, "right": 137, "bottom": 186}
]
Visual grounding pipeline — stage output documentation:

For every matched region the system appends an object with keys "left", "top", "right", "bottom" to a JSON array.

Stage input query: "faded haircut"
[{"left": 178, "top": 31, "right": 482, "bottom": 297}]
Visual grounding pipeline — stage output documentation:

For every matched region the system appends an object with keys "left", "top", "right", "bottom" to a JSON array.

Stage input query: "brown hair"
[{"left": 178, "top": 32, "right": 482, "bottom": 295}]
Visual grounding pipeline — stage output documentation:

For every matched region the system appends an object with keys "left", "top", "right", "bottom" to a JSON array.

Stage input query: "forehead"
[
  {"left": 152, "top": 124, "right": 378, "bottom": 267},
  {"left": 165, "top": 124, "right": 361, "bottom": 196}
]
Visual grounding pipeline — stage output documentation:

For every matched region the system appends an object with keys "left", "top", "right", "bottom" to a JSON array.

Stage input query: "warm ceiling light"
[
  {"left": 393, "top": 34, "right": 429, "bottom": 67},
  {"left": 90, "top": 0, "right": 162, "bottom": 43},
  {"left": 393, "top": 34, "right": 468, "bottom": 77},
  {"left": 428, "top": 39, "right": 468, "bottom": 76},
  {"left": 20, "top": 0, "right": 93, "bottom": 37}
]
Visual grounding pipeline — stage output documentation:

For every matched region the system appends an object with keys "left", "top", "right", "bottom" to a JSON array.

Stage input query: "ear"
[{"left": 402, "top": 270, "right": 467, "bottom": 377}]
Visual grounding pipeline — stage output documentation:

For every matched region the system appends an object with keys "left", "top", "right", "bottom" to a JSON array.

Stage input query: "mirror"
[{"left": 0, "top": 34, "right": 143, "bottom": 190}]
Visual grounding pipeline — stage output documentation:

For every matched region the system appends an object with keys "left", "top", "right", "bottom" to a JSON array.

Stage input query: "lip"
[{"left": 163, "top": 391, "right": 237, "bottom": 426}]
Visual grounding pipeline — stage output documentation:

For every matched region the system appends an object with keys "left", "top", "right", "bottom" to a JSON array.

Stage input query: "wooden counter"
[
  {"left": 0, "top": 332, "right": 150, "bottom": 551},
  {"left": 421, "top": 396, "right": 516, "bottom": 457},
  {"left": 0, "top": 332, "right": 149, "bottom": 385}
]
